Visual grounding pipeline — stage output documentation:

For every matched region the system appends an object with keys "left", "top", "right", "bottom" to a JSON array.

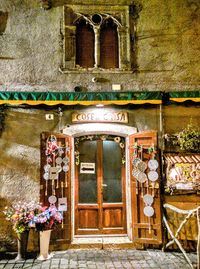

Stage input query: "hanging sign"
[
  {"left": 58, "top": 197, "right": 67, "bottom": 211},
  {"left": 49, "top": 167, "right": 60, "bottom": 180},
  {"left": 72, "top": 111, "right": 128, "bottom": 123},
  {"left": 80, "top": 162, "right": 95, "bottom": 174}
]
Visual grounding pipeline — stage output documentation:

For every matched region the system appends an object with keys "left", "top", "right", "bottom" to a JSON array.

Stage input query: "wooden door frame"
[
  {"left": 71, "top": 135, "right": 133, "bottom": 240},
  {"left": 74, "top": 137, "right": 127, "bottom": 235},
  {"left": 61, "top": 123, "right": 137, "bottom": 241}
]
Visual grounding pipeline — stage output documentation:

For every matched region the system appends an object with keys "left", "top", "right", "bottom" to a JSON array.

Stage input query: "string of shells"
[{"left": 131, "top": 145, "right": 159, "bottom": 219}]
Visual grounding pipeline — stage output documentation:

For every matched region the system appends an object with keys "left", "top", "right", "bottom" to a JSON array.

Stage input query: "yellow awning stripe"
[
  {"left": 0, "top": 99, "right": 162, "bottom": 106},
  {"left": 170, "top": 98, "right": 200, "bottom": 102}
]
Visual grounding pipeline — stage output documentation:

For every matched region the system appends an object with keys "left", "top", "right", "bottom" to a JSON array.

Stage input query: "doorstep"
[{"left": 71, "top": 236, "right": 134, "bottom": 249}]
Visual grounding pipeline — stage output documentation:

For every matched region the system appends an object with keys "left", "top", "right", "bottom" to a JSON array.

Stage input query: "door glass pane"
[
  {"left": 78, "top": 140, "right": 97, "bottom": 203},
  {"left": 103, "top": 140, "right": 122, "bottom": 203}
]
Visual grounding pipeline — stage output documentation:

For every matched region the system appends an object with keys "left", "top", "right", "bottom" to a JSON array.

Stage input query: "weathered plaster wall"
[
  {"left": 0, "top": 0, "right": 199, "bottom": 91},
  {"left": 0, "top": 104, "right": 160, "bottom": 250},
  {"left": 0, "top": 102, "right": 199, "bottom": 250},
  {"left": 163, "top": 103, "right": 200, "bottom": 134},
  {"left": 0, "top": 106, "right": 59, "bottom": 251}
]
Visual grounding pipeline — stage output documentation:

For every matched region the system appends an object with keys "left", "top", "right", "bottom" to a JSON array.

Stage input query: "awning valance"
[
  {"left": 0, "top": 91, "right": 162, "bottom": 106},
  {"left": 0, "top": 91, "right": 199, "bottom": 106},
  {"left": 169, "top": 91, "right": 200, "bottom": 102}
]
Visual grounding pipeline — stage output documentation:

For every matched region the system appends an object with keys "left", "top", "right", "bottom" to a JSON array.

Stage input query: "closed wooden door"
[{"left": 75, "top": 136, "right": 126, "bottom": 235}]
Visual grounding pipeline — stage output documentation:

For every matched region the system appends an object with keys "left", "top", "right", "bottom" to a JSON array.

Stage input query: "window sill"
[{"left": 59, "top": 67, "right": 133, "bottom": 74}]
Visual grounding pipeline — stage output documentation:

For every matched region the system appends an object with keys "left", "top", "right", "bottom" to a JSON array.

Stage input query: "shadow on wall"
[
  {"left": 0, "top": 198, "right": 39, "bottom": 253},
  {"left": 0, "top": 198, "right": 16, "bottom": 252},
  {"left": 0, "top": 11, "right": 8, "bottom": 34}
]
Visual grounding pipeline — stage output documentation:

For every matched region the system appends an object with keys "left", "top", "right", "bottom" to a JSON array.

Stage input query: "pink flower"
[{"left": 3, "top": 201, "right": 40, "bottom": 234}]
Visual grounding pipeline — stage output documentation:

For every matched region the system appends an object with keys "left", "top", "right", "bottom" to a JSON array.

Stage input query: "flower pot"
[
  {"left": 37, "top": 230, "right": 52, "bottom": 260},
  {"left": 15, "top": 230, "right": 29, "bottom": 261}
]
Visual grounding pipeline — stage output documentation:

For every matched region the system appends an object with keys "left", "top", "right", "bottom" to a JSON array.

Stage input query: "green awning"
[
  {"left": 169, "top": 91, "right": 200, "bottom": 102},
  {"left": 0, "top": 91, "right": 199, "bottom": 106},
  {"left": 0, "top": 91, "right": 162, "bottom": 106}
]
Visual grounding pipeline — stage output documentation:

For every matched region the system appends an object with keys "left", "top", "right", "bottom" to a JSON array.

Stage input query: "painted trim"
[
  {"left": 170, "top": 98, "right": 200, "bottom": 102},
  {"left": 0, "top": 99, "right": 162, "bottom": 105}
]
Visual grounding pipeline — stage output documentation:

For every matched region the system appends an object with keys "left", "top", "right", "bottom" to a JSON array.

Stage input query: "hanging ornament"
[
  {"left": 148, "top": 159, "right": 159, "bottom": 171},
  {"left": 137, "top": 171, "right": 147, "bottom": 183},
  {"left": 43, "top": 172, "right": 49, "bottom": 180},
  {"left": 44, "top": 164, "right": 51, "bottom": 172},
  {"left": 148, "top": 171, "right": 159, "bottom": 182},
  {"left": 47, "top": 156, "right": 52, "bottom": 163},
  {"left": 62, "top": 156, "right": 69, "bottom": 164},
  {"left": 46, "top": 135, "right": 59, "bottom": 156},
  {"left": 58, "top": 148, "right": 64, "bottom": 156},
  {"left": 144, "top": 205, "right": 154, "bottom": 217},
  {"left": 48, "top": 195, "right": 57, "bottom": 206},
  {"left": 143, "top": 194, "right": 154, "bottom": 206},
  {"left": 55, "top": 157, "right": 62, "bottom": 165},
  {"left": 63, "top": 165, "right": 69, "bottom": 172}
]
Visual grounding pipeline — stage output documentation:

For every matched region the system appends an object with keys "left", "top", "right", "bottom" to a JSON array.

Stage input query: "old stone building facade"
[
  {"left": 0, "top": 0, "right": 200, "bottom": 91},
  {"left": 0, "top": 0, "right": 199, "bottom": 252}
]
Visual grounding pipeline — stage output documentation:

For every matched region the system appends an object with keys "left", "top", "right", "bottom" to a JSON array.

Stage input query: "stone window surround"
[{"left": 61, "top": 5, "right": 132, "bottom": 74}]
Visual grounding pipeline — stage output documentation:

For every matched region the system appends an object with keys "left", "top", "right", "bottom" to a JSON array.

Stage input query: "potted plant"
[
  {"left": 3, "top": 201, "right": 39, "bottom": 260},
  {"left": 177, "top": 121, "right": 200, "bottom": 152},
  {"left": 33, "top": 205, "right": 63, "bottom": 260}
]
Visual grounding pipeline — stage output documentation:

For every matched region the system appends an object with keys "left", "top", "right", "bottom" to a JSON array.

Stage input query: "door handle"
[{"left": 102, "top": 184, "right": 107, "bottom": 187}]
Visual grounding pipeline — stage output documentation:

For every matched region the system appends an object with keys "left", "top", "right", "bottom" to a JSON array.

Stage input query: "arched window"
[
  {"left": 76, "top": 20, "right": 95, "bottom": 68},
  {"left": 63, "top": 7, "right": 131, "bottom": 72},
  {"left": 100, "top": 19, "right": 119, "bottom": 69}
]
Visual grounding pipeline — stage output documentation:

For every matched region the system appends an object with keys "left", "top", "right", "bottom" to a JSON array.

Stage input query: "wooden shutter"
[
  {"left": 76, "top": 20, "right": 95, "bottom": 68},
  {"left": 40, "top": 132, "right": 72, "bottom": 244},
  {"left": 129, "top": 131, "right": 162, "bottom": 245},
  {"left": 100, "top": 20, "right": 119, "bottom": 69}
]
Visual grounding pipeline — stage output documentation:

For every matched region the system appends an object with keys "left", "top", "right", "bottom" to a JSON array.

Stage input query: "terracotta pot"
[
  {"left": 37, "top": 230, "right": 52, "bottom": 260},
  {"left": 15, "top": 230, "right": 29, "bottom": 261}
]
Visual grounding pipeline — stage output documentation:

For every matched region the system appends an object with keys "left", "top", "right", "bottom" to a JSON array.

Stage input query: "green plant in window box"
[{"left": 176, "top": 121, "right": 200, "bottom": 152}]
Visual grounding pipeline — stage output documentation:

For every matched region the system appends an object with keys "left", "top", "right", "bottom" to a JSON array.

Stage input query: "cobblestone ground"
[{"left": 0, "top": 249, "right": 197, "bottom": 269}]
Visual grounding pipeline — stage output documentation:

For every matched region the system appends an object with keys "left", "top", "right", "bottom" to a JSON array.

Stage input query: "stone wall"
[{"left": 0, "top": 0, "right": 199, "bottom": 91}]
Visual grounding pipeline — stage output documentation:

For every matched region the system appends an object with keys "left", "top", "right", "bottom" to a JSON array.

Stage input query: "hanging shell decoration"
[
  {"left": 46, "top": 135, "right": 58, "bottom": 155},
  {"left": 114, "top": 136, "right": 121, "bottom": 143},
  {"left": 75, "top": 150, "right": 80, "bottom": 166}
]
